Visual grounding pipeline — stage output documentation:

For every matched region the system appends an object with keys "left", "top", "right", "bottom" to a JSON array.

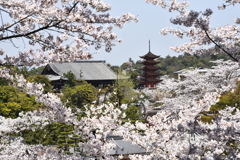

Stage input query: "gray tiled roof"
[
  {"left": 47, "top": 61, "right": 117, "bottom": 80},
  {"left": 174, "top": 67, "right": 194, "bottom": 74},
  {"left": 107, "top": 135, "right": 147, "bottom": 156},
  {"left": 108, "top": 139, "right": 147, "bottom": 155}
]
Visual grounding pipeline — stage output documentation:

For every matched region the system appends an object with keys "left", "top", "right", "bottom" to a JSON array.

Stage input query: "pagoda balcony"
[{"left": 140, "top": 61, "right": 159, "bottom": 65}]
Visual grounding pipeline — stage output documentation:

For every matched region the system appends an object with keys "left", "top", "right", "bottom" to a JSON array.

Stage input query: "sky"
[{"left": 91, "top": 0, "right": 239, "bottom": 66}]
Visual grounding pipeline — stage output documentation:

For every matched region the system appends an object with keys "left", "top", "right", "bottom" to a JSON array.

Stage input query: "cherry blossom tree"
[
  {"left": 127, "top": 1, "right": 240, "bottom": 157},
  {"left": 146, "top": 0, "right": 240, "bottom": 62},
  {"left": 157, "top": 60, "right": 240, "bottom": 111},
  {"left": 114, "top": 60, "right": 240, "bottom": 159},
  {"left": 0, "top": 0, "right": 137, "bottom": 66}
]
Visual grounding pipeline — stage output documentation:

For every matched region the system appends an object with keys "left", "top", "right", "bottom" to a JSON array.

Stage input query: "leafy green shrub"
[
  {"left": 210, "top": 81, "right": 240, "bottom": 113},
  {"left": 201, "top": 114, "right": 215, "bottom": 124},
  {"left": 125, "top": 105, "right": 139, "bottom": 121},
  {"left": 0, "top": 86, "right": 40, "bottom": 118},
  {"left": 61, "top": 81, "right": 96, "bottom": 110}
]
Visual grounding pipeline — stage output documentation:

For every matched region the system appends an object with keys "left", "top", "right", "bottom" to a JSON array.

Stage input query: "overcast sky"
[{"left": 92, "top": 0, "right": 239, "bottom": 65}]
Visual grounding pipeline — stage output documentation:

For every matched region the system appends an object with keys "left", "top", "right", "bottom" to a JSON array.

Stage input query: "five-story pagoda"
[{"left": 139, "top": 41, "right": 161, "bottom": 88}]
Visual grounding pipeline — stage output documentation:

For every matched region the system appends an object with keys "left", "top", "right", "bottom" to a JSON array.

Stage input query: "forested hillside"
[{"left": 115, "top": 52, "right": 229, "bottom": 77}]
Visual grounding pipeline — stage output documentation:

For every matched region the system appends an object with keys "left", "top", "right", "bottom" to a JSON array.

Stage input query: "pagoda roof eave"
[
  {"left": 140, "top": 80, "right": 162, "bottom": 83},
  {"left": 144, "top": 79, "right": 161, "bottom": 82},
  {"left": 139, "top": 73, "right": 160, "bottom": 76},
  {"left": 140, "top": 52, "right": 160, "bottom": 59},
  {"left": 140, "top": 66, "right": 159, "bottom": 70},
  {"left": 139, "top": 61, "right": 159, "bottom": 65},
  {"left": 140, "top": 69, "right": 159, "bottom": 72}
]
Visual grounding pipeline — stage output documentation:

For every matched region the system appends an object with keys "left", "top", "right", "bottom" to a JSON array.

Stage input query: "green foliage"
[
  {"left": 125, "top": 105, "right": 139, "bottom": 120},
  {"left": 134, "top": 60, "right": 144, "bottom": 74},
  {"left": 18, "top": 122, "right": 80, "bottom": 153},
  {"left": 110, "top": 65, "right": 120, "bottom": 73},
  {"left": 112, "top": 71, "right": 138, "bottom": 106},
  {"left": 0, "top": 78, "right": 9, "bottom": 86},
  {"left": 63, "top": 71, "right": 78, "bottom": 88},
  {"left": 2, "top": 66, "right": 44, "bottom": 79},
  {"left": 120, "top": 62, "right": 131, "bottom": 71},
  {"left": 118, "top": 53, "right": 229, "bottom": 78},
  {"left": 13, "top": 66, "right": 30, "bottom": 78},
  {"left": 95, "top": 85, "right": 115, "bottom": 105},
  {"left": 61, "top": 81, "right": 96, "bottom": 110},
  {"left": 10, "top": 65, "right": 45, "bottom": 78},
  {"left": 130, "top": 71, "right": 139, "bottom": 89},
  {"left": 28, "top": 66, "right": 45, "bottom": 75},
  {"left": 210, "top": 81, "right": 240, "bottom": 113},
  {"left": 27, "top": 75, "right": 53, "bottom": 93},
  {"left": 154, "top": 53, "right": 228, "bottom": 77},
  {"left": 201, "top": 81, "right": 240, "bottom": 124},
  {"left": 201, "top": 114, "right": 215, "bottom": 124},
  {"left": 94, "top": 75, "right": 147, "bottom": 122},
  {"left": 0, "top": 86, "right": 40, "bottom": 118}
]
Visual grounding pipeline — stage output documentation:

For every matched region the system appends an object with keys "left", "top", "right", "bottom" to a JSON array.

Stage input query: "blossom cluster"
[
  {"left": 147, "top": 0, "right": 240, "bottom": 62},
  {"left": 0, "top": 0, "right": 137, "bottom": 66}
]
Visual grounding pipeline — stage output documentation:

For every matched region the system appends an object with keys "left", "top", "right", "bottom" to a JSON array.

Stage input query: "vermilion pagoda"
[{"left": 139, "top": 41, "right": 161, "bottom": 88}]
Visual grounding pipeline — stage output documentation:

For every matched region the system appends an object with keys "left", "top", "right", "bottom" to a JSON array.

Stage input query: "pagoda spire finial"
[{"left": 149, "top": 40, "right": 151, "bottom": 52}]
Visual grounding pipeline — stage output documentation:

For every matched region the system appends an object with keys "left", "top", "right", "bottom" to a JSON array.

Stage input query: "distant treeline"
[{"left": 112, "top": 52, "right": 230, "bottom": 78}]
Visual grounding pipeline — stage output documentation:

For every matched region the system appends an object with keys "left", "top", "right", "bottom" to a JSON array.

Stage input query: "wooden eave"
[
  {"left": 139, "top": 72, "right": 160, "bottom": 76},
  {"left": 139, "top": 61, "right": 159, "bottom": 65},
  {"left": 140, "top": 52, "right": 160, "bottom": 59},
  {"left": 140, "top": 66, "right": 159, "bottom": 70},
  {"left": 140, "top": 79, "right": 161, "bottom": 83}
]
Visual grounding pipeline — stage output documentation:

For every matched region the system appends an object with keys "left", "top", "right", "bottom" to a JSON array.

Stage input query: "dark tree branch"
[
  {"left": 5, "top": 29, "right": 54, "bottom": 50},
  {"left": 4, "top": 15, "right": 32, "bottom": 31},
  {"left": 0, "top": 2, "right": 79, "bottom": 41},
  {"left": 0, "top": 11, "right": 4, "bottom": 28},
  {"left": 53, "top": 25, "right": 94, "bottom": 37},
  {"left": 9, "top": 38, "right": 19, "bottom": 48},
  {"left": 0, "top": 21, "right": 53, "bottom": 41},
  {"left": 204, "top": 29, "right": 238, "bottom": 62},
  {"left": 0, "top": 8, "right": 10, "bottom": 14}
]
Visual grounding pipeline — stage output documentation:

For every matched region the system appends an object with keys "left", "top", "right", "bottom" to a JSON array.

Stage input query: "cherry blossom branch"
[
  {"left": 204, "top": 29, "right": 239, "bottom": 62},
  {"left": 0, "top": 22, "right": 54, "bottom": 41},
  {"left": 3, "top": 15, "right": 32, "bottom": 31}
]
